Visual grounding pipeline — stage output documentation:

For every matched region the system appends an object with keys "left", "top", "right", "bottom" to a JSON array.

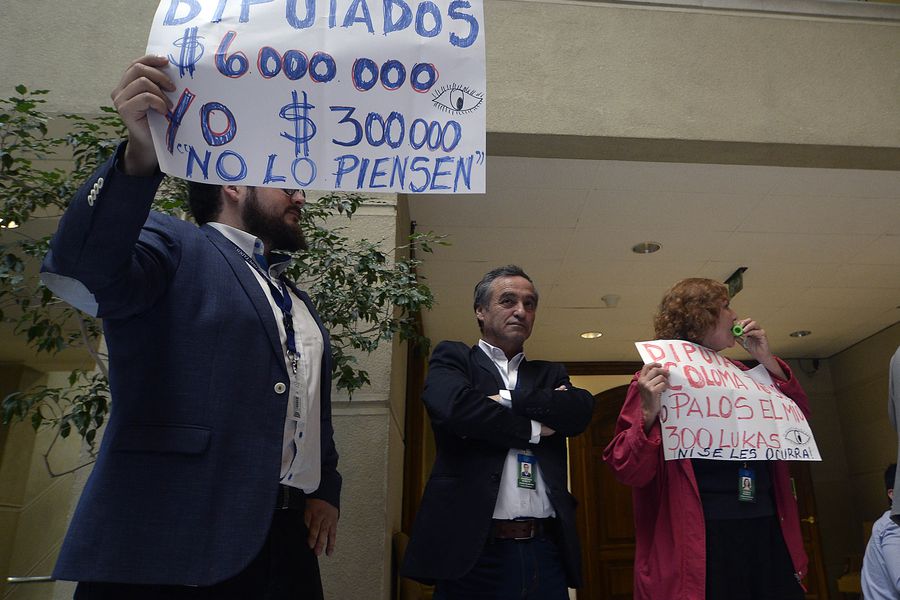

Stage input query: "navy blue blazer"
[
  {"left": 401, "top": 341, "right": 594, "bottom": 587},
  {"left": 42, "top": 146, "right": 341, "bottom": 586}
]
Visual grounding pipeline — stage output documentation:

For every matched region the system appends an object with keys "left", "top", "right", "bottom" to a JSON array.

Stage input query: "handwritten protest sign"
[
  {"left": 145, "top": 0, "right": 486, "bottom": 193},
  {"left": 635, "top": 340, "right": 821, "bottom": 462}
]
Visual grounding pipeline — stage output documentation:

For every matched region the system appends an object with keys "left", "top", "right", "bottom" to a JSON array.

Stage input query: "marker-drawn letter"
[
  {"left": 343, "top": 0, "right": 375, "bottom": 33},
  {"left": 286, "top": 0, "right": 315, "bottom": 28},
  {"left": 240, "top": 0, "right": 273, "bottom": 22},
  {"left": 448, "top": 0, "right": 479, "bottom": 48},
  {"left": 415, "top": 1, "right": 442, "bottom": 38},
  {"left": 163, "top": 0, "right": 201, "bottom": 26},
  {"left": 383, "top": 0, "right": 412, "bottom": 35}
]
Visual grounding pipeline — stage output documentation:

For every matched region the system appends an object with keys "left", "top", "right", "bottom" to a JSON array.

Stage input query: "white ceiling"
[
  {"left": 408, "top": 156, "right": 900, "bottom": 363},
  {"left": 2, "top": 157, "right": 898, "bottom": 371}
]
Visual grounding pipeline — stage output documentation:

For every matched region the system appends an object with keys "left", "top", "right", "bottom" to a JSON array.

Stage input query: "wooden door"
[
  {"left": 569, "top": 386, "right": 829, "bottom": 600},
  {"left": 569, "top": 385, "right": 637, "bottom": 600},
  {"left": 791, "top": 462, "right": 830, "bottom": 599}
]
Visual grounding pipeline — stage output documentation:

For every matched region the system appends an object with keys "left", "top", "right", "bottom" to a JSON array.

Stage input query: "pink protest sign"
[{"left": 635, "top": 340, "right": 821, "bottom": 462}]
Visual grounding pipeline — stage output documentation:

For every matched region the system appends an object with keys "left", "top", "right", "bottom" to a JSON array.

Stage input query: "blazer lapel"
[
  {"left": 472, "top": 344, "right": 505, "bottom": 391},
  {"left": 516, "top": 357, "right": 534, "bottom": 391},
  {"left": 201, "top": 224, "right": 285, "bottom": 367}
]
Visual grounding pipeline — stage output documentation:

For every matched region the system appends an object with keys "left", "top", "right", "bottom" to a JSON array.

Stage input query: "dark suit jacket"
[
  {"left": 41, "top": 145, "right": 340, "bottom": 586},
  {"left": 401, "top": 340, "right": 594, "bottom": 587}
]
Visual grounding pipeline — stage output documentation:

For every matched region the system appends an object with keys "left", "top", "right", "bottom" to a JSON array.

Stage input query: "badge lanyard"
[
  {"left": 232, "top": 244, "right": 299, "bottom": 371},
  {"left": 231, "top": 243, "right": 308, "bottom": 425}
]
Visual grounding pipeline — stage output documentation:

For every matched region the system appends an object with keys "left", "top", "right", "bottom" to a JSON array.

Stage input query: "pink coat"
[{"left": 603, "top": 357, "right": 809, "bottom": 600}]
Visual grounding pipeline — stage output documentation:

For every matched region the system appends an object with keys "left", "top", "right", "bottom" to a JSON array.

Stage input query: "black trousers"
[
  {"left": 432, "top": 535, "right": 568, "bottom": 600},
  {"left": 704, "top": 516, "right": 804, "bottom": 600},
  {"left": 73, "top": 508, "right": 323, "bottom": 600}
]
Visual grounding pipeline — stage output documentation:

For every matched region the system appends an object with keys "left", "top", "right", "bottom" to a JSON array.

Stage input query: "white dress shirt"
[
  {"left": 209, "top": 223, "right": 323, "bottom": 493},
  {"left": 478, "top": 339, "right": 556, "bottom": 520}
]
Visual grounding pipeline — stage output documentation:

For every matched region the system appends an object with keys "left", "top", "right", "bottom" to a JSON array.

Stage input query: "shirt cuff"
[
  {"left": 529, "top": 420, "right": 541, "bottom": 444},
  {"left": 498, "top": 389, "right": 512, "bottom": 408}
]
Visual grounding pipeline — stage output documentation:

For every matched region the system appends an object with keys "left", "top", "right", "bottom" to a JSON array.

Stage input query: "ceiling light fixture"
[
  {"left": 789, "top": 330, "right": 812, "bottom": 338},
  {"left": 632, "top": 241, "right": 661, "bottom": 254},
  {"left": 601, "top": 294, "right": 620, "bottom": 308},
  {"left": 580, "top": 331, "right": 603, "bottom": 339}
]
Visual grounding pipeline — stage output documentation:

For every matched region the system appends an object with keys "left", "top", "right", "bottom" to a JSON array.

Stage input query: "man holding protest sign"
[
  {"left": 41, "top": 55, "right": 340, "bottom": 599},
  {"left": 402, "top": 265, "right": 594, "bottom": 599},
  {"left": 604, "top": 278, "right": 811, "bottom": 600}
]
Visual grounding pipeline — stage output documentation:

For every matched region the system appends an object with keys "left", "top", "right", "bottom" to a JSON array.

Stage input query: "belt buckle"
[{"left": 513, "top": 519, "right": 536, "bottom": 541}]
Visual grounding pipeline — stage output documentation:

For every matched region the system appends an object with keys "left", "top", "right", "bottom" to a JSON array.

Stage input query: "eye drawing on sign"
[
  {"left": 431, "top": 83, "right": 484, "bottom": 115},
  {"left": 169, "top": 26, "right": 205, "bottom": 79},
  {"left": 783, "top": 428, "right": 811, "bottom": 445}
]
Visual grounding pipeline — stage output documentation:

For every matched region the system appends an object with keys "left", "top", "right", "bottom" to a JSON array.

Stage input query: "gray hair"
[{"left": 473, "top": 265, "right": 538, "bottom": 331}]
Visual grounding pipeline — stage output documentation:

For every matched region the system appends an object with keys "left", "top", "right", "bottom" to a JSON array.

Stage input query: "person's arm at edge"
[
  {"left": 602, "top": 377, "right": 664, "bottom": 488},
  {"left": 880, "top": 519, "right": 900, "bottom": 593},
  {"left": 306, "top": 328, "right": 341, "bottom": 557}
]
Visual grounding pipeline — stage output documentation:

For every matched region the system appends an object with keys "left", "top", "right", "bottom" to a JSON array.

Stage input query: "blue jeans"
[{"left": 433, "top": 537, "right": 569, "bottom": 600}]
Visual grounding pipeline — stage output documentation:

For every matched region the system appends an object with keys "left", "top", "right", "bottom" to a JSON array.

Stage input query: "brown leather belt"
[
  {"left": 490, "top": 518, "right": 556, "bottom": 541},
  {"left": 275, "top": 484, "right": 306, "bottom": 510}
]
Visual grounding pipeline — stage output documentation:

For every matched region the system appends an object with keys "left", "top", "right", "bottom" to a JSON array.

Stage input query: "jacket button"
[
  {"left": 274, "top": 382, "right": 287, "bottom": 394},
  {"left": 490, "top": 473, "right": 501, "bottom": 482}
]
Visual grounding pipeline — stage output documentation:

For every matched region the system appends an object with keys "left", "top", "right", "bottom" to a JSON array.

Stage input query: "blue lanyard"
[{"left": 232, "top": 243, "right": 299, "bottom": 374}]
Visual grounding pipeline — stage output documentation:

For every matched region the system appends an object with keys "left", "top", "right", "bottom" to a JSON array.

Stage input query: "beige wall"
[
  {"left": 3, "top": 1, "right": 898, "bottom": 159},
  {"left": 484, "top": 1, "right": 900, "bottom": 166},
  {"left": 1, "top": 369, "right": 83, "bottom": 600},
  {"left": 788, "top": 324, "right": 900, "bottom": 595},
  {"left": 831, "top": 323, "right": 900, "bottom": 526},
  {"left": 785, "top": 358, "right": 853, "bottom": 597}
]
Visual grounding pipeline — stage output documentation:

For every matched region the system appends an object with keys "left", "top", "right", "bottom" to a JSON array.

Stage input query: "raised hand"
[
  {"left": 111, "top": 55, "right": 175, "bottom": 176},
  {"left": 637, "top": 362, "right": 669, "bottom": 434}
]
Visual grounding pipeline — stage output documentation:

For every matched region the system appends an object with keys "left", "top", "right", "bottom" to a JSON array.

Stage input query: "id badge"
[
  {"left": 738, "top": 466, "right": 756, "bottom": 503},
  {"left": 290, "top": 358, "right": 309, "bottom": 428},
  {"left": 517, "top": 451, "right": 536, "bottom": 490}
]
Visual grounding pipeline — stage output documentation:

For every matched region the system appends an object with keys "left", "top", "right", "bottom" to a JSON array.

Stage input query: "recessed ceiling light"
[
  {"left": 632, "top": 241, "right": 661, "bottom": 254},
  {"left": 789, "top": 330, "right": 812, "bottom": 338},
  {"left": 580, "top": 331, "right": 603, "bottom": 339}
]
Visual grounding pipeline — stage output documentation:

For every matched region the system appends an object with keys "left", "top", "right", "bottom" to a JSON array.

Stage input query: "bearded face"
[{"left": 241, "top": 188, "right": 308, "bottom": 252}]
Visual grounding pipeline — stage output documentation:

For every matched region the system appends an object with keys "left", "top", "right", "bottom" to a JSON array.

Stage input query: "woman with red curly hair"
[{"left": 603, "top": 278, "right": 809, "bottom": 600}]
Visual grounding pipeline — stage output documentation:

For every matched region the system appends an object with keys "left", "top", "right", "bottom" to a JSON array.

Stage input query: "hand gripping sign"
[
  {"left": 146, "top": 0, "right": 486, "bottom": 193},
  {"left": 636, "top": 340, "right": 821, "bottom": 462}
]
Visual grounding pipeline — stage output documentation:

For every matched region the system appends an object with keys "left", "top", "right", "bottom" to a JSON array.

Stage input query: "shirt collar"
[
  {"left": 478, "top": 338, "right": 525, "bottom": 368},
  {"left": 207, "top": 222, "right": 292, "bottom": 275}
]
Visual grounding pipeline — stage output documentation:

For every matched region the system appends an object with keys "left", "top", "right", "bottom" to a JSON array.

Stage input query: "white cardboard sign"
[
  {"left": 635, "top": 340, "right": 821, "bottom": 462},
  {"left": 145, "top": 0, "right": 486, "bottom": 193}
]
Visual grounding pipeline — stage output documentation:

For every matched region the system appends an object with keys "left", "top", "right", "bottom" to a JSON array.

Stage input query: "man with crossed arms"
[{"left": 402, "top": 265, "right": 595, "bottom": 599}]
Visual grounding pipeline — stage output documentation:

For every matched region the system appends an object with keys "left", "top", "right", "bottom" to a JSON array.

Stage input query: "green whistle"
[{"left": 732, "top": 324, "right": 744, "bottom": 337}]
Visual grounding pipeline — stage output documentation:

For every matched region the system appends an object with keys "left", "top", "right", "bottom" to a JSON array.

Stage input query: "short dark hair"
[
  {"left": 472, "top": 265, "right": 537, "bottom": 332},
  {"left": 187, "top": 182, "right": 224, "bottom": 225}
]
